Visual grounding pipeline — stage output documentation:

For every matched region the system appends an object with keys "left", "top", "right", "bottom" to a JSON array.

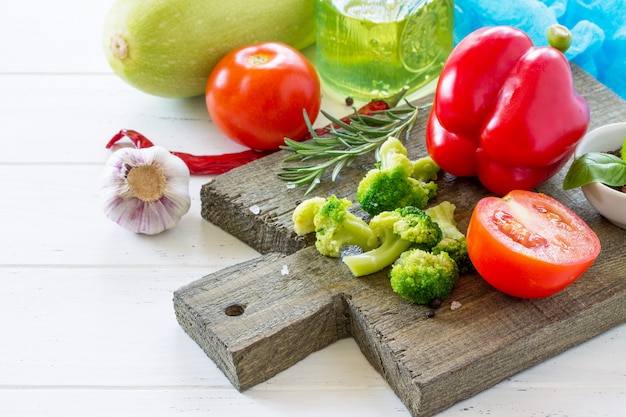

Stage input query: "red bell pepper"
[{"left": 425, "top": 25, "right": 590, "bottom": 195}]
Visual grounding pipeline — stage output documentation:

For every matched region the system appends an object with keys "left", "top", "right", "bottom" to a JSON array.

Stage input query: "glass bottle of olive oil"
[{"left": 316, "top": 0, "right": 454, "bottom": 101}]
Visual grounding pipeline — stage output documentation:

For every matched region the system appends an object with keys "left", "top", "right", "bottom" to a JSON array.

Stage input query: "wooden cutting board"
[{"left": 173, "top": 66, "right": 626, "bottom": 417}]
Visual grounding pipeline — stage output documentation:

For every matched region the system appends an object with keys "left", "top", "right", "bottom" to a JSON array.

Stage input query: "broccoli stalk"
[
  {"left": 356, "top": 137, "right": 439, "bottom": 216},
  {"left": 292, "top": 195, "right": 378, "bottom": 258},
  {"left": 342, "top": 206, "right": 442, "bottom": 277},
  {"left": 342, "top": 227, "right": 414, "bottom": 278},
  {"left": 425, "top": 201, "right": 475, "bottom": 275},
  {"left": 389, "top": 248, "right": 459, "bottom": 304}
]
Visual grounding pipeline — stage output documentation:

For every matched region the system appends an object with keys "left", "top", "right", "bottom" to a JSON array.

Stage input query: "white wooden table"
[{"left": 1, "top": 1, "right": 624, "bottom": 416}]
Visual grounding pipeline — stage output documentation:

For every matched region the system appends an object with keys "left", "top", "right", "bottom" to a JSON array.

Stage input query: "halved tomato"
[{"left": 466, "top": 190, "right": 601, "bottom": 298}]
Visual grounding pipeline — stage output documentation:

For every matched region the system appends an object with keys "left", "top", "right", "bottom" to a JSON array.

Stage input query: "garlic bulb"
[{"left": 100, "top": 146, "right": 191, "bottom": 235}]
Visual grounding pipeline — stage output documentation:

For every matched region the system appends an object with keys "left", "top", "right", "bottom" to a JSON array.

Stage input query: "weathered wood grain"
[{"left": 175, "top": 66, "right": 626, "bottom": 417}]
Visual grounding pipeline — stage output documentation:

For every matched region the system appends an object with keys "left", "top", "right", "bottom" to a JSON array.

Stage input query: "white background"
[{"left": 0, "top": 1, "right": 624, "bottom": 416}]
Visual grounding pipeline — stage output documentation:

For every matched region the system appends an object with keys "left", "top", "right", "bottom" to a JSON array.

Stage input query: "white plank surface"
[{"left": 1, "top": 1, "right": 624, "bottom": 416}]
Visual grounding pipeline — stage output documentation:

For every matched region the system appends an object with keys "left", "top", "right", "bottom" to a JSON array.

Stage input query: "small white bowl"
[{"left": 574, "top": 122, "right": 626, "bottom": 229}]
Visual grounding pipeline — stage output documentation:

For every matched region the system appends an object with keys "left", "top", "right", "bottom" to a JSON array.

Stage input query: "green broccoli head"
[
  {"left": 390, "top": 248, "right": 459, "bottom": 304},
  {"left": 388, "top": 206, "right": 443, "bottom": 250},
  {"left": 431, "top": 237, "right": 474, "bottom": 276},
  {"left": 313, "top": 195, "right": 378, "bottom": 258},
  {"left": 357, "top": 168, "right": 436, "bottom": 216},
  {"left": 357, "top": 137, "right": 438, "bottom": 216},
  {"left": 342, "top": 206, "right": 443, "bottom": 277}
]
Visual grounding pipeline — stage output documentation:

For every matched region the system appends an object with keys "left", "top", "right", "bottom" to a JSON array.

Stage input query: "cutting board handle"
[{"left": 174, "top": 248, "right": 364, "bottom": 390}]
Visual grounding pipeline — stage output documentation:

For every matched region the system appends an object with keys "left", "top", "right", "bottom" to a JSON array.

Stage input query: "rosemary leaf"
[
  {"left": 278, "top": 100, "right": 426, "bottom": 194},
  {"left": 331, "top": 158, "right": 348, "bottom": 182}
]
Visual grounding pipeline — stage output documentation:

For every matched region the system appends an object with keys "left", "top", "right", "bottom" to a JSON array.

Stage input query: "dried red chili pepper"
[
  {"left": 301, "top": 93, "right": 405, "bottom": 140},
  {"left": 106, "top": 129, "right": 274, "bottom": 175}
]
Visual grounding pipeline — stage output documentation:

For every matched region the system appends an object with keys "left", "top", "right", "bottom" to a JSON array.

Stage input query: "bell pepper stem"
[{"left": 547, "top": 24, "right": 572, "bottom": 54}]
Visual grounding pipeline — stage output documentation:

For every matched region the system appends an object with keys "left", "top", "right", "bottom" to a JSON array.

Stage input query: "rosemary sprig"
[{"left": 278, "top": 100, "right": 427, "bottom": 194}]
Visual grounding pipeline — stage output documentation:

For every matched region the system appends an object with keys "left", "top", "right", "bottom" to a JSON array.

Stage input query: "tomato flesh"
[
  {"left": 206, "top": 42, "right": 321, "bottom": 151},
  {"left": 466, "top": 190, "right": 600, "bottom": 298}
]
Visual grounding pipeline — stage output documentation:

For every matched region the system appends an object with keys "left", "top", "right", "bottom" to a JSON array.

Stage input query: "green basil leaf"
[
  {"left": 563, "top": 152, "right": 626, "bottom": 189},
  {"left": 622, "top": 136, "right": 626, "bottom": 161}
]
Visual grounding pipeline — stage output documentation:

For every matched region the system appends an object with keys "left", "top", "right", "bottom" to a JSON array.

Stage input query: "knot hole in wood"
[{"left": 224, "top": 302, "right": 246, "bottom": 317}]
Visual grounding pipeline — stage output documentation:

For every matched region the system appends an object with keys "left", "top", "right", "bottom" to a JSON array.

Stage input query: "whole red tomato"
[
  {"left": 466, "top": 190, "right": 600, "bottom": 299},
  {"left": 206, "top": 42, "right": 321, "bottom": 151}
]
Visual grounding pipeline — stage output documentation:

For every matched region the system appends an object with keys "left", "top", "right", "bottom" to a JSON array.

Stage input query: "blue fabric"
[{"left": 454, "top": 0, "right": 626, "bottom": 100}]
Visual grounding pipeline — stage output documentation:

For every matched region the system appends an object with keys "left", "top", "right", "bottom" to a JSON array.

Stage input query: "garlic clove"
[{"left": 100, "top": 146, "right": 191, "bottom": 235}]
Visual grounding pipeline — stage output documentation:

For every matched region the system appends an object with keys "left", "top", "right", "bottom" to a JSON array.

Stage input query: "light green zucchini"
[{"left": 103, "top": 0, "right": 316, "bottom": 98}]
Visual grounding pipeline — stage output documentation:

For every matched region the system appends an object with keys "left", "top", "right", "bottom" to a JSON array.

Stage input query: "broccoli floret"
[
  {"left": 411, "top": 155, "right": 440, "bottom": 182},
  {"left": 431, "top": 238, "right": 473, "bottom": 275},
  {"left": 342, "top": 206, "right": 442, "bottom": 277},
  {"left": 292, "top": 196, "right": 326, "bottom": 236},
  {"left": 425, "top": 201, "right": 475, "bottom": 275},
  {"left": 389, "top": 248, "right": 459, "bottom": 304},
  {"left": 293, "top": 195, "right": 378, "bottom": 258},
  {"left": 357, "top": 137, "right": 438, "bottom": 216},
  {"left": 314, "top": 195, "right": 379, "bottom": 257}
]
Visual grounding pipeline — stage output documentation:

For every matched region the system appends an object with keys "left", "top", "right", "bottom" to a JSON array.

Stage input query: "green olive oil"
[{"left": 316, "top": 0, "right": 454, "bottom": 101}]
